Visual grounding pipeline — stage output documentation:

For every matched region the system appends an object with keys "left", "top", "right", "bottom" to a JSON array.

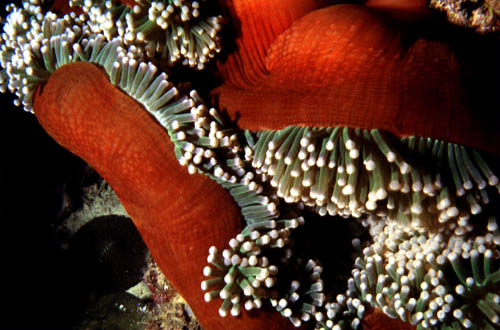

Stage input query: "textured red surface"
[
  {"left": 31, "top": 1, "right": 498, "bottom": 329},
  {"left": 215, "top": 0, "right": 331, "bottom": 87},
  {"left": 213, "top": 3, "right": 500, "bottom": 154},
  {"left": 33, "top": 63, "right": 296, "bottom": 330}
]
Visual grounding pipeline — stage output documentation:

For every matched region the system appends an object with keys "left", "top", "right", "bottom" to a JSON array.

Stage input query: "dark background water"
[{"left": 0, "top": 92, "right": 87, "bottom": 329}]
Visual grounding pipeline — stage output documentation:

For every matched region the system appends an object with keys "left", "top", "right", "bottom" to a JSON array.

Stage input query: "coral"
[
  {"left": 430, "top": 0, "right": 500, "bottom": 33},
  {"left": 1, "top": 0, "right": 499, "bottom": 329},
  {"left": 143, "top": 259, "right": 202, "bottom": 329}
]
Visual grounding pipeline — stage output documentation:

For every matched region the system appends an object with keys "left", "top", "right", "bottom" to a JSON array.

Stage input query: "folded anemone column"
[
  {"left": 33, "top": 61, "right": 294, "bottom": 330},
  {"left": 0, "top": 1, "right": 293, "bottom": 329},
  {"left": 211, "top": 1, "right": 500, "bottom": 329},
  {"left": 1, "top": 1, "right": 500, "bottom": 330}
]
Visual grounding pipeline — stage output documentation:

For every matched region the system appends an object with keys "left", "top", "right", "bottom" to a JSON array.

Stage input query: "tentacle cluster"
[
  {"left": 271, "top": 258, "right": 326, "bottom": 327},
  {"left": 0, "top": 2, "right": 88, "bottom": 111},
  {"left": 315, "top": 214, "right": 500, "bottom": 329},
  {"left": 70, "top": 0, "right": 222, "bottom": 69},
  {"left": 1, "top": 1, "right": 499, "bottom": 330},
  {"left": 0, "top": 0, "right": 221, "bottom": 112},
  {"left": 202, "top": 221, "right": 298, "bottom": 318},
  {"left": 231, "top": 126, "right": 500, "bottom": 329},
  {"left": 247, "top": 126, "right": 500, "bottom": 229}
]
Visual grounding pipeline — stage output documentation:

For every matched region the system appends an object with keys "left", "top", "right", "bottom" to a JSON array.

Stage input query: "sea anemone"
[
  {"left": 69, "top": 0, "right": 222, "bottom": 69},
  {"left": 1, "top": 1, "right": 499, "bottom": 329}
]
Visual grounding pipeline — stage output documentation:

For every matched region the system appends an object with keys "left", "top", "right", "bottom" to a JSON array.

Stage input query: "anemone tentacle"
[{"left": 70, "top": 0, "right": 222, "bottom": 69}]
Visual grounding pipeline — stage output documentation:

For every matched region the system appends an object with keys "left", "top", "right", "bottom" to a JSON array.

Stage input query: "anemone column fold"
[
  {"left": 33, "top": 62, "right": 296, "bottom": 330},
  {"left": 213, "top": 4, "right": 500, "bottom": 155}
]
